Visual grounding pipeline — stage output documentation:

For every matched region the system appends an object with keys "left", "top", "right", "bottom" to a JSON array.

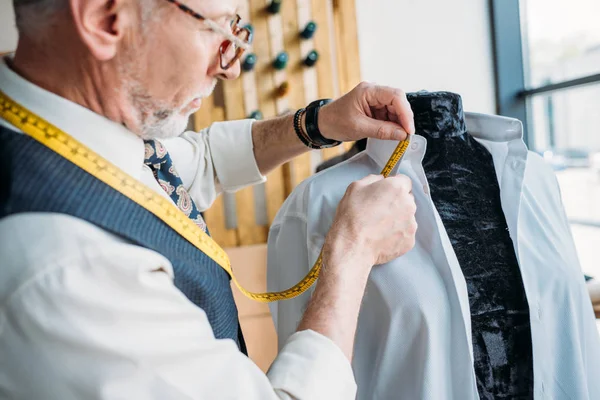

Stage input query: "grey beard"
[
  {"left": 124, "top": 76, "right": 217, "bottom": 140},
  {"left": 138, "top": 108, "right": 190, "bottom": 140},
  {"left": 124, "top": 80, "right": 188, "bottom": 140}
]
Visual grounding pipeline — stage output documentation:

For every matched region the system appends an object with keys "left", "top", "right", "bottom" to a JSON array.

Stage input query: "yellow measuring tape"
[{"left": 0, "top": 90, "right": 410, "bottom": 303}]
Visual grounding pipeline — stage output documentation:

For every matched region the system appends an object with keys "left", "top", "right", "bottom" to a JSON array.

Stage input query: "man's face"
[{"left": 120, "top": 0, "right": 241, "bottom": 139}]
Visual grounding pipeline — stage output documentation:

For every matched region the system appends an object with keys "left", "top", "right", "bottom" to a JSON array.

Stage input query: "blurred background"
[
  {"left": 518, "top": 0, "right": 600, "bottom": 294},
  {"left": 1, "top": 0, "right": 598, "bottom": 370}
]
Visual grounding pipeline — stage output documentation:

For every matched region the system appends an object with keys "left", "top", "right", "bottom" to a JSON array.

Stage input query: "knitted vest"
[{"left": 0, "top": 126, "right": 246, "bottom": 353}]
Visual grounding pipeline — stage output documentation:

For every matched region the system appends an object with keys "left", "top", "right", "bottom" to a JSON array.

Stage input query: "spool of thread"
[
  {"left": 242, "top": 53, "right": 257, "bottom": 72},
  {"left": 273, "top": 51, "right": 289, "bottom": 70},
  {"left": 300, "top": 21, "right": 317, "bottom": 39},
  {"left": 303, "top": 50, "right": 319, "bottom": 67},
  {"left": 276, "top": 82, "right": 290, "bottom": 98},
  {"left": 248, "top": 110, "right": 263, "bottom": 120},
  {"left": 267, "top": 0, "right": 282, "bottom": 14}
]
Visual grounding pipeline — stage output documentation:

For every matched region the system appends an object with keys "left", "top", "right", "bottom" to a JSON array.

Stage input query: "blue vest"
[{"left": 0, "top": 126, "right": 246, "bottom": 353}]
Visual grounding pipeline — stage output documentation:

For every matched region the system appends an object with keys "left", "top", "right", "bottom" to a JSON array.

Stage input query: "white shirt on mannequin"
[{"left": 268, "top": 113, "right": 600, "bottom": 400}]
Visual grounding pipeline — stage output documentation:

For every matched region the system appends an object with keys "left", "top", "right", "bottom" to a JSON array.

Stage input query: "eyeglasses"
[{"left": 165, "top": 0, "right": 253, "bottom": 70}]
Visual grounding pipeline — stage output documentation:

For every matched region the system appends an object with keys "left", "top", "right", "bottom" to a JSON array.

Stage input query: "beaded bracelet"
[{"left": 293, "top": 108, "right": 322, "bottom": 149}]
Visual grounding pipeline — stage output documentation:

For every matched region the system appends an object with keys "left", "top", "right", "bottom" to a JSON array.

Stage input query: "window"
[
  {"left": 522, "top": 0, "right": 600, "bottom": 87},
  {"left": 491, "top": 0, "right": 600, "bottom": 283}
]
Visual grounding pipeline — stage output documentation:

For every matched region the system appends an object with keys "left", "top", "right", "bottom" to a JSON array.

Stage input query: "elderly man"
[{"left": 0, "top": 0, "right": 418, "bottom": 398}]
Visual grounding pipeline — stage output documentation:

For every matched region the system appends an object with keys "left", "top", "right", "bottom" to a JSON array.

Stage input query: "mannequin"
[
  {"left": 268, "top": 91, "right": 600, "bottom": 400},
  {"left": 412, "top": 92, "right": 533, "bottom": 398}
]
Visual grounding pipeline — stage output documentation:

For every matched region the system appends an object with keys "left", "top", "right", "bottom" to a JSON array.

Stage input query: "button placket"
[{"left": 405, "top": 135, "right": 479, "bottom": 392}]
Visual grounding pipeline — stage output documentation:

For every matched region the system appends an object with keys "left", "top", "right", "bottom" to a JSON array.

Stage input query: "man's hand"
[
  {"left": 318, "top": 82, "right": 416, "bottom": 142},
  {"left": 251, "top": 82, "right": 414, "bottom": 175},
  {"left": 324, "top": 173, "right": 417, "bottom": 272},
  {"left": 298, "top": 173, "right": 417, "bottom": 360}
]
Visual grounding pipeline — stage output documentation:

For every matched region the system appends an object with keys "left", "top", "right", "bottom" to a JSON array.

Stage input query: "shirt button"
[
  {"left": 537, "top": 305, "right": 542, "bottom": 320},
  {"left": 512, "top": 160, "right": 520, "bottom": 169},
  {"left": 423, "top": 185, "right": 429, "bottom": 195},
  {"left": 411, "top": 142, "right": 419, "bottom": 150}
]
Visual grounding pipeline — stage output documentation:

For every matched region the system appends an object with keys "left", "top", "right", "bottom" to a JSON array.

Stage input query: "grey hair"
[
  {"left": 13, "top": 0, "right": 160, "bottom": 37},
  {"left": 13, "top": 0, "right": 67, "bottom": 34}
]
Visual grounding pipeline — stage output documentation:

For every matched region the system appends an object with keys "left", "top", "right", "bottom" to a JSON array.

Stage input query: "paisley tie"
[{"left": 143, "top": 139, "right": 207, "bottom": 232}]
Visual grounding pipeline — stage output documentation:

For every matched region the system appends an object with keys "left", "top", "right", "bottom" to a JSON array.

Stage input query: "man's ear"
[{"left": 70, "top": 0, "right": 135, "bottom": 61}]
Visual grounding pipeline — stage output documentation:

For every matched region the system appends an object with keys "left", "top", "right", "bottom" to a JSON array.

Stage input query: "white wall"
[
  {"left": 355, "top": 0, "right": 497, "bottom": 114},
  {"left": 0, "top": 1, "right": 18, "bottom": 53}
]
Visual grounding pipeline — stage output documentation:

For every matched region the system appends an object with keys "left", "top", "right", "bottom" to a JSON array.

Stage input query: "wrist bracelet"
[
  {"left": 304, "top": 99, "right": 341, "bottom": 148},
  {"left": 293, "top": 108, "right": 321, "bottom": 149}
]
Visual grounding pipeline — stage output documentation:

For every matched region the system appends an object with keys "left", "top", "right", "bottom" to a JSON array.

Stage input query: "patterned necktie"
[{"left": 143, "top": 139, "right": 207, "bottom": 232}]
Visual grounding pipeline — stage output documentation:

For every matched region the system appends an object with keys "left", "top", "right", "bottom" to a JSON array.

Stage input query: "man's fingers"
[
  {"left": 384, "top": 174, "right": 413, "bottom": 193},
  {"left": 355, "top": 174, "right": 385, "bottom": 186},
  {"left": 354, "top": 174, "right": 412, "bottom": 195},
  {"left": 393, "top": 93, "right": 415, "bottom": 136},
  {"left": 357, "top": 116, "right": 409, "bottom": 141},
  {"left": 347, "top": 174, "right": 384, "bottom": 195},
  {"left": 364, "top": 85, "right": 415, "bottom": 135}
]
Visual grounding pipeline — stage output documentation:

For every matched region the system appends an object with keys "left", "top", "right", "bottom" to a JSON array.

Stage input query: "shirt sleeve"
[
  {"left": 162, "top": 119, "right": 266, "bottom": 211},
  {"left": 0, "top": 229, "right": 355, "bottom": 400}
]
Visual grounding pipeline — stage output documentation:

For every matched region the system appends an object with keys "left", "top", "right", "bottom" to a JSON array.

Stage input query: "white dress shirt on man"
[
  {"left": 0, "top": 57, "right": 356, "bottom": 399},
  {"left": 268, "top": 113, "right": 600, "bottom": 399}
]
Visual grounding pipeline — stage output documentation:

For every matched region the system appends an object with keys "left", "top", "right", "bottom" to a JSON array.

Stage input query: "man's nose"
[{"left": 210, "top": 58, "right": 241, "bottom": 81}]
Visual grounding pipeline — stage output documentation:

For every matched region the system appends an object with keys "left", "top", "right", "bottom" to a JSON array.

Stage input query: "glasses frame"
[{"left": 165, "top": 0, "right": 252, "bottom": 70}]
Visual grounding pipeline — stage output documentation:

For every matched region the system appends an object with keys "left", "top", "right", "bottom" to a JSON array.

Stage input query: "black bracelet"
[
  {"left": 304, "top": 99, "right": 341, "bottom": 148},
  {"left": 293, "top": 108, "right": 321, "bottom": 149}
]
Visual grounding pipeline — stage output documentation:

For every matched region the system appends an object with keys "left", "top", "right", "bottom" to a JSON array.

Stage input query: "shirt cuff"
[
  {"left": 267, "top": 329, "right": 357, "bottom": 399},
  {"left": 207, "top": 119, "right": 266, "bottom": 192}
]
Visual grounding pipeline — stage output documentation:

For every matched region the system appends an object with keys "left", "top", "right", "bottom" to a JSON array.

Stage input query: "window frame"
[{"left": 489, "top": 0, "right": 600, "bottom": 148}]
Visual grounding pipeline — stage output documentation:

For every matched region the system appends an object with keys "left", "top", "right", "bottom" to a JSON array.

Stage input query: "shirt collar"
[
  {"left": 0, "top": 55, "right": 145, "bottom": 179},
  {"left": 366, "top": 112, "right": 525, "bottom": 169}
]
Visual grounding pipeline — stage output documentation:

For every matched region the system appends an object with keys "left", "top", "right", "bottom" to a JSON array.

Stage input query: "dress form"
[{"left": 410, "top": 91, "right": 534, "bottom": 399}]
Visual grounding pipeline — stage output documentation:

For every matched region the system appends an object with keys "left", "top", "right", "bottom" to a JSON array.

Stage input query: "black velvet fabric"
[{"left": 408, "top": 92, "right": 534, "bottom": 399}]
